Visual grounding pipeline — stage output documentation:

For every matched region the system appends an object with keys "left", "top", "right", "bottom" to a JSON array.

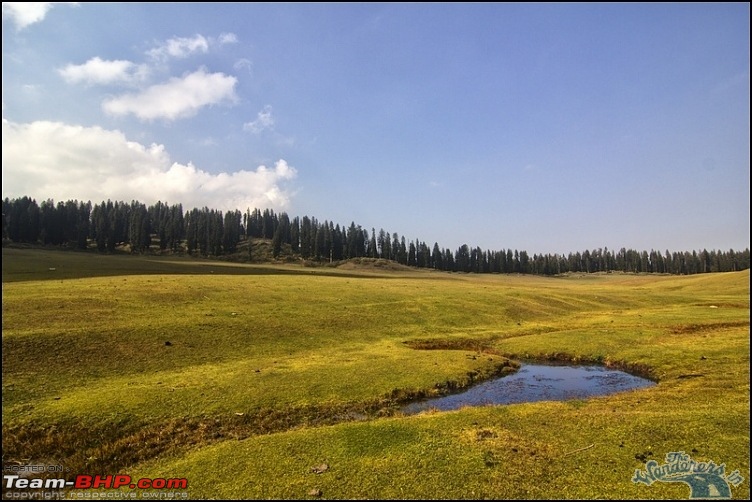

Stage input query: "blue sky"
[{"left": 2, "top": 3, "right": 749, "bottom": 255}]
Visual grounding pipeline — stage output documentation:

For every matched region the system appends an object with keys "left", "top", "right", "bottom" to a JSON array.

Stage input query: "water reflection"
[{"left": 401, "top": 363, "right": 655, "bottom": 415}]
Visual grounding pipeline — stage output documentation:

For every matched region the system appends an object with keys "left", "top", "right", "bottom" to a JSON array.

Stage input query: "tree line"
[{"left": 2, "top": 196, "right": 749, "bottom": 275}]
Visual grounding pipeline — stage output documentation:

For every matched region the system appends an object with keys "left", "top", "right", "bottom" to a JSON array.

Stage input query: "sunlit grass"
[{"left": 2, "top": 248, "right": 749, "bottom": 499}]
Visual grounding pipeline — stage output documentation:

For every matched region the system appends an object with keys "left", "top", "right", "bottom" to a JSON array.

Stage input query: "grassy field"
[{"left": 2, "top": 246, "right": 749, "bottom": 499}]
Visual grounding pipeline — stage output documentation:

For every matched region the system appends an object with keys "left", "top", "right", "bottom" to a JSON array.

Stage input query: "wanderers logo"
[{"left": 632, "top": 451, "right": 744, "bottom": 499}]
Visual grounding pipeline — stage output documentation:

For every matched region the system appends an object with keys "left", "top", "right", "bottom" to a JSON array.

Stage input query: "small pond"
[{"left": 401, "top": 363, "right": 655, "bottom": 415}]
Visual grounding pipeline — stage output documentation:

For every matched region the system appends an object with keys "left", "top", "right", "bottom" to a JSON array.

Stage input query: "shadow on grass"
[{"left": 2, "top": 247, "right": 400, "bottom": 283}]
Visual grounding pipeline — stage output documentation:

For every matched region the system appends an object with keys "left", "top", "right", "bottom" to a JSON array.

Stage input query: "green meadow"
[{"left": 2, "top": 247, "right": 749, "bottom": 499}]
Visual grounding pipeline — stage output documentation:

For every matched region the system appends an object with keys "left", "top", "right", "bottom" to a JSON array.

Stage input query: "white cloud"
[
  {"left": 58, "top": 57, "right": 149, "bottom": 86},
  {"left": 218, "top": 32, "right": 238, "bottom": 45},
  {"left": 147, "top": 34, "right": 210, "bottom": 61},
  {"left": 102, "top": 68, "right": 238, "bottom": 121},
  {"left": 1, "top": 120, "right": 299, "bottom": 211},
  {"left": 22, "top": 84, "right": 41, "bottom": 92},
  {"left": 197, "top": 137, "right": 218, "bottom": 147},
  {"left": 243, "top": 105, "right": 274, "bottom": 134},
  {"left": 1, "top": 2, "right": 76, "bottom": 30},
  {"left": 146, "top": 33, "right": 238, "bottom": 62},
  {"left": 233, "top": 58, "right": 253, "bottom": 76}
]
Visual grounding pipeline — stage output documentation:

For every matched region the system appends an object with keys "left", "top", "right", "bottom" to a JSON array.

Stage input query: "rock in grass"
[
  {"left": 308, "top": 488, "right": 322, "bottom": 497},
  {"left": 310, "top": 463, "right": 329, "bottom": 474}
]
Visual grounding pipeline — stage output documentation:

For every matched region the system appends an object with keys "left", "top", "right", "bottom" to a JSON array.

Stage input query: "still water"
[{"left": 401, "top": 363, "right": 655, "bottom": 415}]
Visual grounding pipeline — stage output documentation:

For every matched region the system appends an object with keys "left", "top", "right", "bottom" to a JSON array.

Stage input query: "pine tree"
[
  {"left": 290, "top": 217, "right": 300, "bottom": 253},
  {"left": 432, "top": 243, "right": 442, "bottom": 270},
  {"left": 368, "top": 228, "right": 378, "bottom": 258},
  {"left": 272, "top": 222, "right": 284, "bottom": 258},
  {"left": 300, "top": 216, "right": 312, "bottom": 259},
  {"left": 408, "top": 241, "right": 417, "bottom": 267},
  {"left": 77, "top": 201, "right": 91, "bottom": 249}
]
